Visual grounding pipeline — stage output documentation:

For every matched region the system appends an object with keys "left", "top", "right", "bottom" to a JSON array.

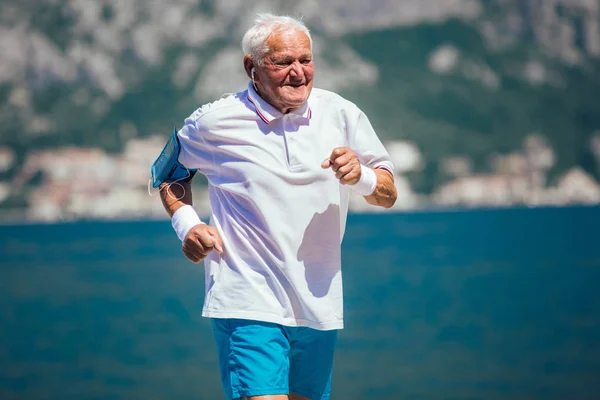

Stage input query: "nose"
[{"left": 289, "top": 61, "right": 305, "bottom": 78}]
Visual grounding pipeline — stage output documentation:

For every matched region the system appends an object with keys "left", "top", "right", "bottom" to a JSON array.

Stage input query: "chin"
[
  {"left": 288, "top": 95, "right": 307, "bottom": 103},
  {"left": 286, "top": 90, "right": 309, "bottom": 102},
  {"left": 276, "top": 86, "right": 311, "bottom": 110}
]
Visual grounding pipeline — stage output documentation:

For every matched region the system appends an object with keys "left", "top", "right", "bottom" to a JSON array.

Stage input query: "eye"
[{"left": 301, "top": 58, "right": 312, "bottom": 65}]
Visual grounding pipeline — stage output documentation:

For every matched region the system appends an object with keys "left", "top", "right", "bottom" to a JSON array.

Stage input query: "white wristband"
[
  {"left": 353, "top": 165, "right": 377, "bottom": 196},
  {"left": 171, "top": 205, "right": 205, "bottom": 242}
]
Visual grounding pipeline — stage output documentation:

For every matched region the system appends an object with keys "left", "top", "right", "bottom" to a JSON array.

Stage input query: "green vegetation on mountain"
[
  {"left": 1, "top": 1, "right": 599, "bottom": 212},
  {"left": 340, "top": 20, "right": 600, "bottom": 192}
]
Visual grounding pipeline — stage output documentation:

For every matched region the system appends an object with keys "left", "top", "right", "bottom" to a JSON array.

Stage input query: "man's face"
[{"left": 254, "top": 30, "right": 314, "bottom": 113}]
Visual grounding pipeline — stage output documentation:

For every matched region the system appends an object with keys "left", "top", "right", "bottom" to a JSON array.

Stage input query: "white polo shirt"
[{"left": 177, "top": 83, "right": 393, "bottom": 330}]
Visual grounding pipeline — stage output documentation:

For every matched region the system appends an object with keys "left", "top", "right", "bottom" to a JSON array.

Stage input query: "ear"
[{"left": 243, "top": 55, "right": 254, "bottom": 79}]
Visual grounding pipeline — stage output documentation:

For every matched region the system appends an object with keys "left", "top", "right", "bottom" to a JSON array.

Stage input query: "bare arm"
[
  {"left": 364, "top": 169, "right": 397, "bottom": 209},
  {"left": 159, "top": 180, "right": 223, "bottom": 263},
  {"left": 322, "top": 147, "right": 398, "bottom": 209},
  {"left": 159, "top": 180, "right": 193, "bottom": 217}
]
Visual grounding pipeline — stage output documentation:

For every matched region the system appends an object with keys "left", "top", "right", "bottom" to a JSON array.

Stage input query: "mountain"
[{"left": 1, "top": 0, "right": 599, "bottom": 217}]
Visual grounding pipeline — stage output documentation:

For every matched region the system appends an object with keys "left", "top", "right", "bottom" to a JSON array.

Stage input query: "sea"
[{"left": 1, "top": 206, "right": 599, "bottom": 400}]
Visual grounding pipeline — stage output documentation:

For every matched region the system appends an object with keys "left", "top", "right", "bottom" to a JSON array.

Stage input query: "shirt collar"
[{"left": 247, "top": 82, "right": 312, "bottom": 124}]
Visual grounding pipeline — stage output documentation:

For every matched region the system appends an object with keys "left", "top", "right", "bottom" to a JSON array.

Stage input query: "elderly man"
[{"left": 157, "top": 13, "right": 397, "bottom": 400}]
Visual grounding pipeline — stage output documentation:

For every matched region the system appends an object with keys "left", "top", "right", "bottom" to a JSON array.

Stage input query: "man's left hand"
[{"left": 321, "top": 147, "right": 361, "bottom": 185}]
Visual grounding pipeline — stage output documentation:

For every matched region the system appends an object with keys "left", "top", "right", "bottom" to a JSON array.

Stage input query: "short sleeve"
[
  {"left": 348, "top": 108, "right": 394, "bottom": 176},
  {"left": 177, "top": 113, "right": 213, "bottom": 173}
]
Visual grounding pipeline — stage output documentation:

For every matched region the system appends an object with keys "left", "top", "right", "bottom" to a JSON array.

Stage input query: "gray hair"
[{"left": 241, "top": 13, "right": 313, "bottom": 67}]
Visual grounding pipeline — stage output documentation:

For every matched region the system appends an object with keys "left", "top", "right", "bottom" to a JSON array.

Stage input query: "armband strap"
[
  {"left": 150, "top": 127, "right": 197, "bottom": 189},
  {"left": 354, "top": 165, "right": 377, "bottom": 196},
  {"left": 171, "top": 205, "right": 205, "bottom": 242}
]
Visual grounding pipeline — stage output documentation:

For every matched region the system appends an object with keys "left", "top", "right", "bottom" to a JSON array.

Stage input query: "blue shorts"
[{"left": 211, "top": 318, "right": 338, "bottom": 400}]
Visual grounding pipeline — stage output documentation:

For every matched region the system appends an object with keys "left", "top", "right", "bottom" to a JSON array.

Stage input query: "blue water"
[{"left": 1, "top": 206, "right": 599, "bottom": 400}]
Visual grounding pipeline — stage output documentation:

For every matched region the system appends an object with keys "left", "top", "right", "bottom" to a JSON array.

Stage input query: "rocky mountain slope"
[{"left": 1, "top": 0, "right": 599, "bottom": 214}]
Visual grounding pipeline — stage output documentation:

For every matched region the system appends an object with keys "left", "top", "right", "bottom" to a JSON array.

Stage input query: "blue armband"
[{"left": 150, "top": 127, "right": 196, "bottom": 188}]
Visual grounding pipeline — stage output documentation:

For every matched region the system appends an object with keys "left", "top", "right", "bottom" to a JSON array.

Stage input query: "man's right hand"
[{"left": 182, "top": 224, "right": 224, "bottom": 263}]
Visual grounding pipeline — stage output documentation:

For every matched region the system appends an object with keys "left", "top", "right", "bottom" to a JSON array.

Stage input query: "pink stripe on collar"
[
  {"left": 247, "top": 93, "right": 312, "bottom": 123},
  {"left": 247, "top": 95, "right": 271, "bottom": 124}
]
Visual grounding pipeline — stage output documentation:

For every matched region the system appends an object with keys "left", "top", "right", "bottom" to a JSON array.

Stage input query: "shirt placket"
[{"left": 282, "top": 115, "right": 302, "bottom": 171}]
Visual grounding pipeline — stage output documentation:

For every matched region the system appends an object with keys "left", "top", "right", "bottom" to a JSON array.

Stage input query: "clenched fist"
[
  {"left": 182, "top": 224, "right": 224, "bottom": 263},
  {"left": 321, "top": 147, "right": 362, "bottom": 185}
]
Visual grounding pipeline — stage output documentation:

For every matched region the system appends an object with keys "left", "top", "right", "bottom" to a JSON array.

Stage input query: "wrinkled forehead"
[{"left": 265, "top": 29, "right": 312, "bottom": 57}]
